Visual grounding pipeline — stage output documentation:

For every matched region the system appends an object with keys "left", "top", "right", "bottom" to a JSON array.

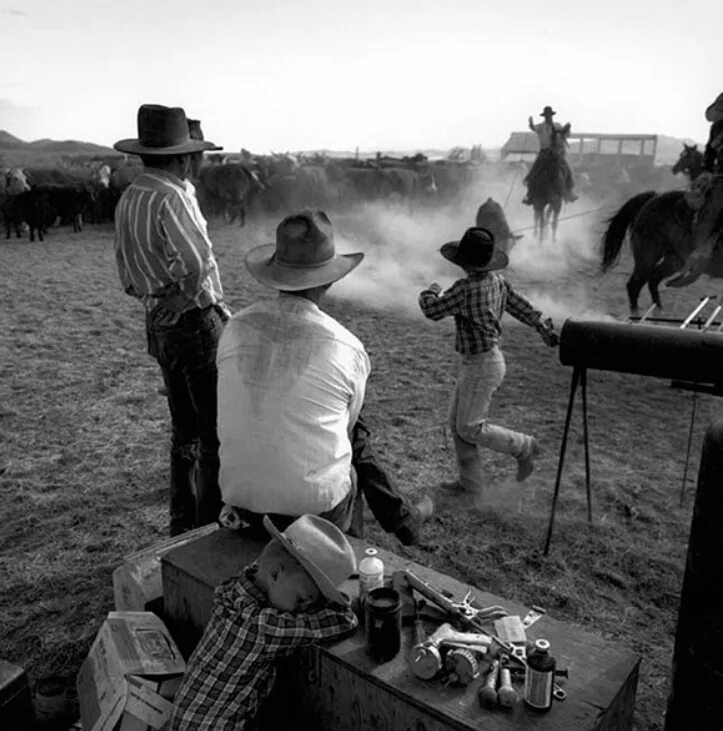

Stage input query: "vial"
[
  {"left": 524, "top": 639, "right": 556, "bottom": 711},
  {"left": 358, "top": 547, "right": 384, "bottom": 606}
]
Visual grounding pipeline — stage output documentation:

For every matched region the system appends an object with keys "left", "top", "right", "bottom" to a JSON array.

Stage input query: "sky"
[{"left": 0, "top": 0, "right": 720, "bottom": 154}]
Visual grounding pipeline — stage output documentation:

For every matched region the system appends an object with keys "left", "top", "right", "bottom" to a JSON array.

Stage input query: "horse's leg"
[
  {"left": 648, "top": 255, "right": 684, "bottom": 310},
  {"left": 626, "top": 274, "right": 646, "bottom": 317},
  {"left": 551, "top": 201, "right": 561, "bottom": 242}
]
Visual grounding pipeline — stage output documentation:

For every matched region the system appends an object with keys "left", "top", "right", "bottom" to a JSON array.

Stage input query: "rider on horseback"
[
  {"left": 522, "top": 105, "right": 578, "bottom": 205},
  {"left": 668, "top": 92, "right": 723, "bottom": 288}
]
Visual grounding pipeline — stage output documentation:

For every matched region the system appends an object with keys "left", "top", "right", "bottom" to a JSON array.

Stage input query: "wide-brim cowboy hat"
[
  {"left": 263, "top": 514, "right": 356, "bottom": 606},
  {"left": 706, "top": 93, "right": 723, "bottom": 123},
  {"left": 187, "top": 118, "right": 223, "bottom": 152},
  {"left": 114, "top": 104, "right": 219, "bottom": 156},
  {"left": 540, "top": 106, "right": 557, "bottom": 116},
  {"left": 441, "top": 226, "right": 509, "bottom": 272},
  {"left": 246, "top": 209, "right": 364, "bottom": 291}
]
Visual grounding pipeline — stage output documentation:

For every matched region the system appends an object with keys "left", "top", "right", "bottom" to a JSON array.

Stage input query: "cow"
[
  {"left": 2, "top": 189, "right": 53, "bottom": 242},
  {"left": 196, "top": 163, "right": 265, "bottom": 226},
  {"left": 475, "top": 197, "right": 522, "bottom": 253}
]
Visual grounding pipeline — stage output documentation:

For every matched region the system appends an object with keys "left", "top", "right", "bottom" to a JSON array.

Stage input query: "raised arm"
[{"left": 418, "top": 280, "right": 464, "bottom": 321}]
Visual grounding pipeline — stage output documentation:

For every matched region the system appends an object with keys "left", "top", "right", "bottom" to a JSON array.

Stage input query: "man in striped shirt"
[
  {"left": 113, "top": 104, "right": 230, "bottom": 536},
  {"left": 419, "top": 227, "right": 559, "bottom": 492}
]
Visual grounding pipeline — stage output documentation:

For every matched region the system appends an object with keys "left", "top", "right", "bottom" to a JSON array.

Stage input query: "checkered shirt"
[
  {"left": 418, "top": 271, "right": 542, "bottom": 354},
  {"left": 169, "top": 565, "right": 358, "bottom": 731}
]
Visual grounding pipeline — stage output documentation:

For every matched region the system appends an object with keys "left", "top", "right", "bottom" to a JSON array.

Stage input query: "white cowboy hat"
[
  {"left": 263, "top": 514, "right": 357, "bottom": 606},
  {"left": 246, "top": 210, "right": 363, "bottom": 291}
]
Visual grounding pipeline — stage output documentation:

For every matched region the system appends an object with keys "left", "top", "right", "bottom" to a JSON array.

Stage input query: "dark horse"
[
  {"left": 672, "top": 143, "right": 705, "bottom": 182},
  {"left": 601, "top": 190, "right": 696, "bottom": 315},
  {"left": 528, "top": 149, "right": 564, "bottom": 241}
]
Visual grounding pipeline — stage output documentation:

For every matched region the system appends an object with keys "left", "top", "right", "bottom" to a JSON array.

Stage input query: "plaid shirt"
[
  {"left": 418, "top": 271, "right": 542, "bottom": 354},
  {"left": 169, "top": 565, "right": 358, "bottom": 731}
]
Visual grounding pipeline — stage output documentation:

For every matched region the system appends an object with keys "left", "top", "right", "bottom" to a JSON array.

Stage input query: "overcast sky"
[{"left": 0, "top": 0, "right": 719, "bottom": 153}]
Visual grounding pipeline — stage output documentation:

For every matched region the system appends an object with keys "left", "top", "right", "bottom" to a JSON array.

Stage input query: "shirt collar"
[
  {"left": 278, "top": 291, "right": 321, "bottom": 313},
  {"left": 141, "top": 166, "right": 187, "bottom": 188}
]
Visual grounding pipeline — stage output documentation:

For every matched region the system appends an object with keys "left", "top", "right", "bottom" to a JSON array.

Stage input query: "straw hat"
[{"left": 263, "top": 514, "right": 357, "bottom": 606}]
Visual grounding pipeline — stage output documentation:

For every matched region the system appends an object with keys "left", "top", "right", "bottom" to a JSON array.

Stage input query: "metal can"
[{"left": 365, "top": 587, "right": 402, "bottom": 662}]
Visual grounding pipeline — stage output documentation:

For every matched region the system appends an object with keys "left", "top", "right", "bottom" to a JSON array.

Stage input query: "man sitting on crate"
[
  {"left": 523, "top": 105, "right": 578, "bottom": 205},
  {"left": 667, "top": 92, "right": 723, "bottom": 288},
  {"left": 216, "top": 209, "right": 433, "bottom": 545}
]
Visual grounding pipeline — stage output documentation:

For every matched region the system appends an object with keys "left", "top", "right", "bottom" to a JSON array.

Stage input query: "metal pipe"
[
  {"left": 559, "top": 319, "right": 723, "bottom": 385},
  {"left": 680, "top": 296, "right": 715, "bottom": 330}
]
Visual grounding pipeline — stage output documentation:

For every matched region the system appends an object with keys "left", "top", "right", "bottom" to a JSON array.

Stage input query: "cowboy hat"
[
  {"left": 187, "top": 118, "right": 223, "bottom": 151},
  {"left": 440, "top": 227, "right": 508, "bottom": 271},
  {"left": 540, "top": 106, "right": 557, "bottom": 116},
  {"left": 246, "top": 209, "right": 364, "bottom": 291},
  {"left": 705, "top": 92, "right": 723, "bottom": 123},
  {"left": 114, "top": 104, "right": 219, "bottom": 156},
  {"left": 263, "top": 514, "right": 357, "bottom": 606}
]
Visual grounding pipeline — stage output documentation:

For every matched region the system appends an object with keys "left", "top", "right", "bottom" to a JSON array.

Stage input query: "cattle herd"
[{"left": 0, "top": 149, "right": 524, "bottom": 241}]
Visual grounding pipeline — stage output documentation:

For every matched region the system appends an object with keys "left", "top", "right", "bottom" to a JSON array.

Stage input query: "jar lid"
[
  {"left": 364, "top": 548, "right": 378, "bottom": 556},
  {"left": 535, "top": 639, "right": 550, "bottom": 652}
]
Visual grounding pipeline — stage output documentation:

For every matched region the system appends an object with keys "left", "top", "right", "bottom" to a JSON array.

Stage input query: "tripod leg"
[{"left": 544, "top": 367, "right": 581, "bottom": 556}]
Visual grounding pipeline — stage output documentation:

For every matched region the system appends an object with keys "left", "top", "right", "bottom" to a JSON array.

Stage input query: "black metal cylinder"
[
  {"left": 665, "top": 420, "right": 723, "bottom": 730},
  {"left": 559, "top": 319, "right": 723, "bottom": 385}
]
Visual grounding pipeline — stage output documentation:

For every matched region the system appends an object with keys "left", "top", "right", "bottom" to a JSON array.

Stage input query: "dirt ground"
[{"left": 1, "top": 191, "right": 719, "bottom": 729}]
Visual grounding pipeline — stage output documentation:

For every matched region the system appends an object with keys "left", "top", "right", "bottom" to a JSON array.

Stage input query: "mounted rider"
[
  {"left": 668, "top": 92, "right": 723, "bottom": 288},
  {"left": 522, "top": 105, "right": 578, "bottom": 205}
]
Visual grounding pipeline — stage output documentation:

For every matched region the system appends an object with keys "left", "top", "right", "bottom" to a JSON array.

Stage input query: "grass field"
[{"left": 1, "top": 193, "right": 718, "bottom": 729}]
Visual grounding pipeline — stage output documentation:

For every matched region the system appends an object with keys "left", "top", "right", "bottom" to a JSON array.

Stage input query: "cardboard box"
[
  {"left": 77, "top": 612, "right": 186, "bottom": 731},
  {"left": 113, "top": 524, "right": 218, "bottom": 612}
]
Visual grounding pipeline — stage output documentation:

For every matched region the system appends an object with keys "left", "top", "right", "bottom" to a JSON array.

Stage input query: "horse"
[
  {"left": 528, "top": 150, "right": 564, "bottom": 240},
  {"left": 601, "top": 190, "right": 699, "bottom": 315},
  {"left": 672, "top": 143, "right": 705, "bottom": 182}
]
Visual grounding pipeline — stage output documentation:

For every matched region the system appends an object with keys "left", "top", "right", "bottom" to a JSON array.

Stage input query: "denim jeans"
[
  {"left": 147, "top": 305, "right": 225, "bottom": 536},
  {"left": 449, "top": 347, "right": 535, "bottom": 492}
]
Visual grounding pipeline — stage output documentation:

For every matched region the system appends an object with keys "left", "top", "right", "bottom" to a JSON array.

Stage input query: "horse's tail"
[{"left": 601, "top": 191, "right": 658, "bottom": 271}]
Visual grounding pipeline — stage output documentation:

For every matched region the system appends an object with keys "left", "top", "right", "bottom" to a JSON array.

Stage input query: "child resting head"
[{"left": 256, "top": 513, "right": 357, "bottom": 612}]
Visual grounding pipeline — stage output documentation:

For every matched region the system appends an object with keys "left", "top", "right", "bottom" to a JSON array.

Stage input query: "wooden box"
[
  {"left": 0, "top": 659, "right": 35, "bottom": 730},
  {"left": 161, "top": 529, "right": 640, "bottom": 730}
]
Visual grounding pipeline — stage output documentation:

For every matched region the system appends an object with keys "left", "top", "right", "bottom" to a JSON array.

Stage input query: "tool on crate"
[
  {"left": 443, "top": 648, "right": 480, "bottom": 685},
  {"left": 521, "top": 606, "right": 546, "bottom": 629},
  {"left": 403, "top": 570, "right": 508, "bottom": 634},
  {"left": 410, "top": 622, "right": 492, "bottom": 680},
  {"left": 497, "top": 663, "right": 520, "bottom": 709},
  {"left": 478, "top": 658, "right": 500, "bottom": 709}
]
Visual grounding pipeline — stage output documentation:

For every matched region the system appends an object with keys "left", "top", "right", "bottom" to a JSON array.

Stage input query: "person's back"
[{"left": 218, "top": 292, "right": 370, "bottom": 515}]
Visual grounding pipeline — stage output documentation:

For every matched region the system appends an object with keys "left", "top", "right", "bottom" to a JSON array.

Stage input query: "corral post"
[{"left": 665, "top": 419, "right": 723, "bottom": 730}]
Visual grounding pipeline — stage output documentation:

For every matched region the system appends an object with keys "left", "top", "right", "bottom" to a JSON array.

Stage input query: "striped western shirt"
[
  {"left": 419, "top": 271, "right": 542, "bottom": 354},
  {"left": 114, "top": 167, "right": 225, "bottom": 321},
  {"left": 169, "top": 565, "right": 358, "bottom": 730}
]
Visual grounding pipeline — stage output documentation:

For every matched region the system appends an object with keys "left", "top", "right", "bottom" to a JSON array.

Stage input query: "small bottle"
[
  {"left": 524, "top": 639, "right": 556, "bottom": 712},
  {"left": 358, "top": 548, "right": 384, "bottom": 606}
]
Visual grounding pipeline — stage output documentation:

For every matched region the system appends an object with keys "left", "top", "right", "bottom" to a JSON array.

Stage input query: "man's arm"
[
  {"left": 418, "top": 281, "right": 464, "bottom": 320},
  {"left": 159, "top": 192, "right": 215, "bottom": 300},
  {"left": 503, "top": 279, "right": 543, "bottom": 327},
  {"left": 259, "top": 604, "right": 359, "bottom": 658},
  {"left": 528, "top": 116, "right": 536, "bottom": 133}
]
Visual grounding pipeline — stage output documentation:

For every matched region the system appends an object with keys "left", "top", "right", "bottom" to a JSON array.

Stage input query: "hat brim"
[
  {"left": 262, "top": 515, "right": 350, "bottom": 606},
  {"left": 245, "top": 244, "right": 364, "bottom": 291},
  {"left": 440, "top": 242, "right": 509, "bottom": 271},
  {"left": 706, "top": 102, "right": 723, "bottom": 123},
  {"left": 113, "top": 138, "right": 221, "bottom": 155}
]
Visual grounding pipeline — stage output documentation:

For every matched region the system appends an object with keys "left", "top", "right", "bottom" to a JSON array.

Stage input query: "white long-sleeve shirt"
[{"left": 217, "top": 294, "right": 370, "bottom": 515}]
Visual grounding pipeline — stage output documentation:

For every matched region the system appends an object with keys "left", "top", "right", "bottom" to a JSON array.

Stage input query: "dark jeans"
[
  {"left": 240, "top": 409, "right": 415, "bottom": 541},
  {"left": 146, "top": 304, "right": 225, "bottom": 536}
]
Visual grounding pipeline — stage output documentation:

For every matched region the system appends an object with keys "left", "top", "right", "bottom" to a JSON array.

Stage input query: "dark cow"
[
  {"left": 475, "top": 197, "right": 522, "bottom": 253},
  {"left": 196, "top": 163, "right": 264, "bottom": 226},
  {"left": 379, "top": 167, "right": 437, "bottom": 208},
  {"left": 2, "top": 190, "right": 54, "bottom": 242}
]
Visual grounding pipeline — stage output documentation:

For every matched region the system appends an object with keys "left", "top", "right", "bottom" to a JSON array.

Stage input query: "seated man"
[
  {"left": 217, "top": 209, "right": 433, "bottom": 544},
  {"left": 523, "top": 105, "right": 577, "bottom": 204}
]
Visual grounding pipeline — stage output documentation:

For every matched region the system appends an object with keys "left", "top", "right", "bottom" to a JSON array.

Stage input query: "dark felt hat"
[
  {"left": 245, "top": 209, "right": 364, "bottom": 291},
  {"left": 114, "top": 104, "right": 219, "bottom": 156},
  {"left": 440, "top": 227, "right": 508, "bottom": 271},
  {"left": 540, "top": 106, "right": 557, "bottom": 116},
  {"left": 187, "top": 118, "right": 223, "bottom": 151},
  {"left": 706, "top": 93, "right": 723, "bottom": 123}
]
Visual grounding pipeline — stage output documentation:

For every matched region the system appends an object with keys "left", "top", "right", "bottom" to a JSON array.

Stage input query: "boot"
[
  {"left": 393, "top": 495, "right": 435, "bottom": 546},
  {"left": 516, "top": 439, "right": 541, "bottom": 482}
]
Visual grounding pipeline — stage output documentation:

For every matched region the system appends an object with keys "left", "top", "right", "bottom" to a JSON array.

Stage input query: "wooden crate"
[
  {"left": 0, "top": 659, "right": 35, "bottom": 730},
  {"left": 162, "top": 530, "right": 640, "bottom": 730}
]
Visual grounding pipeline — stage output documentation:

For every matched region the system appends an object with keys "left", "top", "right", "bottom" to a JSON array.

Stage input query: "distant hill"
[{"left": 0, "top": 129, "right": 119, "bottom": 164}]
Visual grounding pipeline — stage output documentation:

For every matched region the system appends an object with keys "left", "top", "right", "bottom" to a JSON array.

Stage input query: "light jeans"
[{"left": 449, "top": 347, "right": 535, "bottom": 492}]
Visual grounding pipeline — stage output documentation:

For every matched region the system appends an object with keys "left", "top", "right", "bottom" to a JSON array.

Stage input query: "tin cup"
[{"left": 365, "top": 586, "right": 402, "bottom": 662}]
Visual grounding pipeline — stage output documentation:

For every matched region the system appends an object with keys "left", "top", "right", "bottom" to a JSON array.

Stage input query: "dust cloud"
[{"left": 330, "top": 173, "right": 617, "bottom": 328}]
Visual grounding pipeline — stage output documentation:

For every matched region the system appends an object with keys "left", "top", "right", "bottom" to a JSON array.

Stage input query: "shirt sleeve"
[
  {"left": 348, "top": 348, "right": 370, "bottom": 431},
  {"left": 159, "top": 191, "right": 214, "bottom": 297},
  {"left": 503, "top": 279, "right": 543, "bottom": 327},
  {"left": 259, "top": 604, "right": 359, "bottom": 659},
  {"left": 418, "top": 280, "right": 465, "bottom": 320}
]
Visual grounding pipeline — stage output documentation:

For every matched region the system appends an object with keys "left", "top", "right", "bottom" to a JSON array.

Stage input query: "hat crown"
[
  {"left": 281, "top": 515, "right": 357, "bottom": 593},
  {"left": 541, "top": 105, "right": 556, "bottom": 116},
  {"left": 457, "top": 227, "right": 495, "bottom": 266},
  {"left": 275, "top": 210, "right": 336, "bottom": 269},
  {"left": 137, "top": 104, "right": 193, "bottom": 149}
]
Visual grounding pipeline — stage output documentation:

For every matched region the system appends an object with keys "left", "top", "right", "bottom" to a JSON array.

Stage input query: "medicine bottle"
[
  {"left": 358, "top": 548, "right": 384, "bottom": 606},
  {"left": 524, "top": 639, "right": 556, "bottom": 711}
]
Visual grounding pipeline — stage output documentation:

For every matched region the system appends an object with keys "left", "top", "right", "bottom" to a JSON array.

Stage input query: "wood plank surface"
[{"left": 161, "top": 528, "right": 640, "bottom": 730}]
